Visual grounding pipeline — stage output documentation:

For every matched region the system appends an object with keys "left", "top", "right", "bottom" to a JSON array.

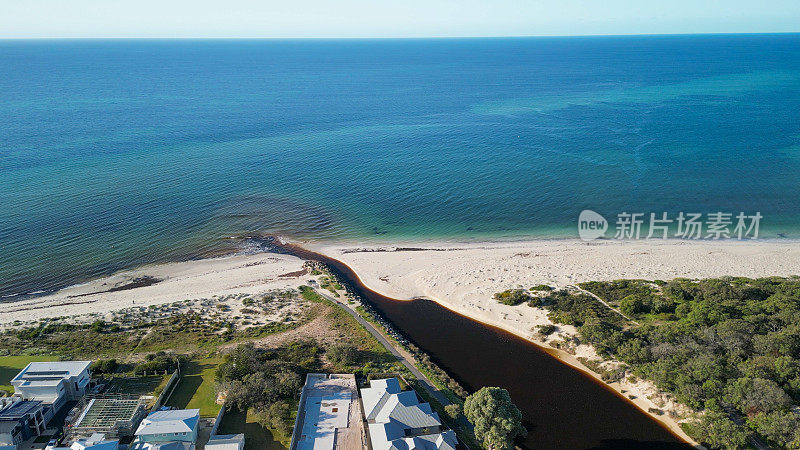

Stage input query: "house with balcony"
[
  {"left": 11, "top": 361, "right": 92, "bottom": 422},
  {"left": 132, "top": 409, "right": 199, "bottom": 450},
  {"left": 0, "top": 399, "right": 46, "bottom": 450}
]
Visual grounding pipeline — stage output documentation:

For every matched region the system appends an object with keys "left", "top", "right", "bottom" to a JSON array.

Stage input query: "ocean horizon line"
[{"left": 2, "top": 31, "right": 799, "bottom": 41}]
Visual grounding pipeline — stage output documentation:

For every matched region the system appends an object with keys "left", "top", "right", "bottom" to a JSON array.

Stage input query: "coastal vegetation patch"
[{"left": 506, "top": 276, "right": 800, "bottom": 449}]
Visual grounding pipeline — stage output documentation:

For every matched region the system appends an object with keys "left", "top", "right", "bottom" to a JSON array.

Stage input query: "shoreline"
[
  {"left": 303, "top": 238, "right": 800, "bottom": 446},
  {"left": 0, "top": 251, "right": 310, "bottom": 326},
  {"left": 5, "top": 235, "right": 800, "bottom": 303},
  {"left": 4, "top": 238, "right": 800, "bottom": 445},
  {"left": 291, "top": 244, "right": 695, "bottom": 444}
]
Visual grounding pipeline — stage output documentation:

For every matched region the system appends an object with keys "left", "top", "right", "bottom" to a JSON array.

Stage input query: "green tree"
[
  {"left": 748, "top": 410, "right": 800, "bottom": 449},
  {"left": 725, "top": 377, "right": 791, "bottom": 415},
  {"left": 464, "top": 387, "right": 526, "bottom": 450},
  {"left": 493, "top": 290, "right": 530, "bottom": 306},
  {"left": 91, "top": 359, "right": 118, "bottom": 374},
  {"left": 444, "top": 403, "right": 462, "bottom": 422},
  {"left": 90, "top": 320, "right": 105, "bottom": 333},
  {"left": 619, "top": 294, "right": 652, "bottom": 316},
  {"left": 696, "top": 410, "right": 749, "bottom": 450}
]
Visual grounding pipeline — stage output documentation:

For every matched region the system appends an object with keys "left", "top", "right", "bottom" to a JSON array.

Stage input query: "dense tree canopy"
[
  {"left": 216, "top": 341, "right": 322, "bottom": 438},
  {"left": 529, "top": 277, "right": 800, "bottom": 449},
  {"left": 463, "top": 386, "right": 526, "bottom": 450}
]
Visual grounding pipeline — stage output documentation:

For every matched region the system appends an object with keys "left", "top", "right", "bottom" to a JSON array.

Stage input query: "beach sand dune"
[
  {"left": 314, "top": 239, "right": 800, "bottom": 326},
  {"left": 0, "top": 252, "right": 307, "bottom": 325}
]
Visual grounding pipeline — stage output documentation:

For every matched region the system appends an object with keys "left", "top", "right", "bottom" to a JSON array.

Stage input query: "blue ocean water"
[{"left": 1, "top": 35, "right": 800, "bottom": 297}]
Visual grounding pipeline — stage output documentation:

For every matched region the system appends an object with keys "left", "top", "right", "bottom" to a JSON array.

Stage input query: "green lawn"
[
  {"left": 165, "top": 357, "right": 222, "bottom": 417},
  {"left": 217, "top": 408, "right": 288, "bottom": 450},
  {"left": 0, "top": 355, "right": 58, "bottom": 394}
]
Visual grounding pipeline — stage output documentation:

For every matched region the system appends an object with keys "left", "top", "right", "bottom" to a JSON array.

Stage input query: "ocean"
[{"left": 1, "top": 34, "right": 799, "bottom": 298}]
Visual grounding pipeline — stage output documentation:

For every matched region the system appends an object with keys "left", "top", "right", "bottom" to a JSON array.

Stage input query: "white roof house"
[
  {"left": 204, "top": 434, "right": 244, "bottom": 450},
  {"left": 360, "top": 379, "right": 457, "bottom": 450},
  {"left": 290, "top": 374, "right": 362, "bottom": 450},
  {"left": 134, "top": 410, "right": 199, "bottom": 438},
  {"left": 298, "top": 392, "right": 350, "bottom": 450},
  {"left": 11, "top": 361, "right": 92, "bottom": 403},
  {"left": 11, "top": 361, "right": 92, "bottom": 420}
]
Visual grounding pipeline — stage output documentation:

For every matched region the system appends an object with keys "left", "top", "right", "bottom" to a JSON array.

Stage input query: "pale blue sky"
[{"left": 2, "top": 0, "right": 799, "bottom": 38}]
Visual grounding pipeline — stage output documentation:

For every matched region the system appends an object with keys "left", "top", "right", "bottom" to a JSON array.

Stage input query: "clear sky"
[{"left": 2, "top": 0, "right": 799, "bottom": 39}]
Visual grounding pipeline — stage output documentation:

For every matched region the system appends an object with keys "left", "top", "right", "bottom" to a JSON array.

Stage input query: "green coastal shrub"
[
  {"left": 530, "top": 284, "right": 553, "bottom": 292},
  {"left": 535, "top": 324, "right": 557, "bottom": 336},
  {"left": 134, "top": 352, "right": 178, "bottom": 375},
  {"left": 91, "top": 359, "right": 119, "bottom": 374},
  {"left": 493, "top": 289, "right": 530, "bottom": 306}
]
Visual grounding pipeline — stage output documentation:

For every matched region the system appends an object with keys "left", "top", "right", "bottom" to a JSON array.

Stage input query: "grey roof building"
[
  {"left": 360, "top": 379, "right": 457, "bottom": 450},
  {"left": 0, "top": 400, "right": 46, "bottom": 448},
  {"left": 204, "top": 434, "right": 245, "bottom": 450}
]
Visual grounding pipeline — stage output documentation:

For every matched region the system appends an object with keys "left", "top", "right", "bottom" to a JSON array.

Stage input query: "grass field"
[
  {"left": 217, "top": 408, "right": 288, "bottom": 450},
  {"left": 0, "top": 355, "right": 58, "bottom": 394},
  {"left": 165, "top": 357, "right": 222, "bottom": 417}
]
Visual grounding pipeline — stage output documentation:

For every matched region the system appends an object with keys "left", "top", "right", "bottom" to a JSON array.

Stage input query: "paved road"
[{"left": 314, "top": 289, "right": 452, "bottom": 406}]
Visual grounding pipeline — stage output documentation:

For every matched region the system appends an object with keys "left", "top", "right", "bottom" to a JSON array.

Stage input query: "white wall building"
[
  {"left": 360, "top": 379, "right": 457, "bottom": 450},
  {"left": 69, "top": 433, "right": 119, "bottom": 450},
  {"left": 11, "top": 361, "right": 92, "bottom": 421}
]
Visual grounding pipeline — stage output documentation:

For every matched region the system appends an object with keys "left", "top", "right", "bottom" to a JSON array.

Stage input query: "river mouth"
[{"left": 265, "top": 238, "right": 692, "bottom": 450}]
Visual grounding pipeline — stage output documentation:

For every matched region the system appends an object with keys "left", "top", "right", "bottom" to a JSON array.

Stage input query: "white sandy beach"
[
  {"left": 0, "top": 252, "right": 309, "bottom": 325},
  {"left": 5, "top": 238, "right": 798, "bottom": 336},
  {"left": 310, "top": 239, "right": 800, "bottom": 343},
  {"left": 4, "top": 238, "right": 799, "bottom": 444},
  {"left": 308, "top": 238, "right": 800, "bottom": 443}
]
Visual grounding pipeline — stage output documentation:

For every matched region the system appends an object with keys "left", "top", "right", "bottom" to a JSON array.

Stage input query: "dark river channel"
[{"left": 274, "top": 240, "right": 692, "bottom": 449}]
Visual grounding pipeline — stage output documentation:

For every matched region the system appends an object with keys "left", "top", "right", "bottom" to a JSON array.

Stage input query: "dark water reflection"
[{"left": 277, "top": 241, "right": 692, "bottom": 449}]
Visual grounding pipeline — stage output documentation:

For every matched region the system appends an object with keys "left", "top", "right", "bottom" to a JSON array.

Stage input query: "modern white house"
[
  {"left": 289, "top": 374, "right": 362, "bottom": 450},
  {"left": 132, "top": 409, "right": 199, "bottom": 450},
  {"left": 11, "top": 361, "right": 92, "bottom": 421},
  {"left": 45, "top": 433, "right": 120, "bottom": 450},
  {"left": 360, "top": 379, "right": 457, "bottom": 450}
]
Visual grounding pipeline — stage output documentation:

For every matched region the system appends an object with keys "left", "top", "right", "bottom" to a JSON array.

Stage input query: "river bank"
[
  {"left": 4, "top": 238, "right": 799, "bottom": 447},
  {"left": 303, "top": 238, "right": 800, "bottom": 446}
]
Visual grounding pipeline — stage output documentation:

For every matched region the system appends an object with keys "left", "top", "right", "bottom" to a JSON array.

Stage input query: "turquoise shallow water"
[{"left": 1, "top": 35, "right": 800, "bottom": 297}]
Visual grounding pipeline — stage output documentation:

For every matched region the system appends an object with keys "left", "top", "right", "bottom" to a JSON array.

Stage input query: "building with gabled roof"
[
  {"left": 204, "top": 434, "right": 244, "bottom": 450},
  {"left": 360, "top": 379, "right": 457, "bottom": 450},
  {"left": 133, "top": 409, "right": 199, "bottom": 448},
  {"left": 68, "top": 433, "right": 119, "bottom": 450}
]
